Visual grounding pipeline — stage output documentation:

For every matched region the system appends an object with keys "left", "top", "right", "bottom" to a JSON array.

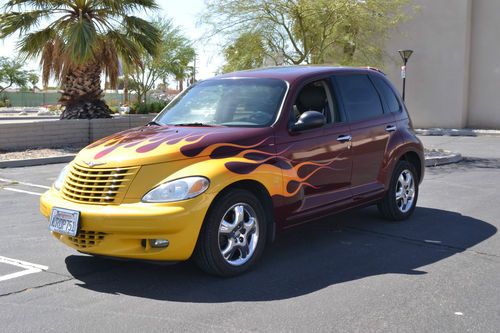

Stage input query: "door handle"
[
  {"left": 337, "top": 134, "right": 352, "bottom": 143},
  {"left": 385, "top": 125, "right": 397, "bottom": 132}
]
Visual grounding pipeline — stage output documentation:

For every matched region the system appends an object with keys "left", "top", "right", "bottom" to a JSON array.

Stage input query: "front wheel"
[
  {"left": 378, "top": 160, "right": 419, "bottom": 221},
  {"left": 194, "top": 189, "right": 267, "bottom": 277}
]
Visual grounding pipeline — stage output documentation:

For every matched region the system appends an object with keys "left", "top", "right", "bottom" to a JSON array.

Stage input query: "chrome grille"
[
  {"left": 61, "top": 163, "right": 139, "bottom": 205},
  {"left": 67, "top": 230, "right": 106, "bottom": 248}
]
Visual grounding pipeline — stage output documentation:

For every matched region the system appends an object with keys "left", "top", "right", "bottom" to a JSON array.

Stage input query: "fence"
[
  {"left": 0, "top": 115, "right": 155, "bottom": 151},
  {"left": 0, "top": 91, "right": 163, "bottom": 107}
]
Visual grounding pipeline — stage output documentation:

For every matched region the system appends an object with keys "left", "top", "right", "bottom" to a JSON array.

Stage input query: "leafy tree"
[
  {"left": 128, "top": 18, "right": 195, "bottom": 102},
  {"left": 0, "top": 0, "right": 161, "bottom": 119},
  {"left": 0, "top": 56, "right": 39, "bottom": 94},
  {"left": 222, "top": 32, "right": 267, "bottom": 73},
  {"left": 204, "top": 0, "right": 411, "bottom": 68}
]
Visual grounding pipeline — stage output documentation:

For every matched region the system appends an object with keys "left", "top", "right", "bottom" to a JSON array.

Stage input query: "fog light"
[{"left": 150, "top": 239, "right": 169, "bottom": 248}]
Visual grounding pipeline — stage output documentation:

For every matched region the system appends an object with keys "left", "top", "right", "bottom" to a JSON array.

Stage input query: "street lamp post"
[{"left": 398, "top": 49, "right": 413, "bottom": 101}]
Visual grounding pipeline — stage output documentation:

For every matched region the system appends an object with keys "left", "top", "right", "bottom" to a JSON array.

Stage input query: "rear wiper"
[
  {"left": 172, "top": 122, "right": 214, "bottom": 127},
  {"left": 147, "top": 120, "right": 163, "bottom": 126}
]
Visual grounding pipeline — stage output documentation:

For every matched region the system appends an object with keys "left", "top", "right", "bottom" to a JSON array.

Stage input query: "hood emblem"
[{"left": 84, "top": 160, "right": 106, "bottom": 168}]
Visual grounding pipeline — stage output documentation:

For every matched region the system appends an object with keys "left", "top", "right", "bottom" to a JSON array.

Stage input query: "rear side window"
[
  {"left": 372, "top": 76, "right": 401, "bottom": 113},
  {"left": 334, "top": 75, "right": 384, "bottom": 122}
]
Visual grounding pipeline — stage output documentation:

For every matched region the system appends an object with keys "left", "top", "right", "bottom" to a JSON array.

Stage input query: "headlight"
[
  {"left": 142, "top": 177, "right": 210, "bottom": 203},
  {"left": 53, "top": 164, "right": 70, "bottom": 191}
]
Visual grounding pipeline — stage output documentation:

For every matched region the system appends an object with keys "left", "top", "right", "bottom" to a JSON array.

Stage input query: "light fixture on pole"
[{"left": 398, "top": 49, "right": 413, "bottom": 101}]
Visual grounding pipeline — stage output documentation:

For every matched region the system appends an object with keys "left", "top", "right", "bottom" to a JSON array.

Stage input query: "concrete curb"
[
  {"left": 425, "top": 151, "right": 463, "bottom": 167},
  {"left": 416, "top": 128, "right": 500, "bottom": 137},
  {"left": 0, "top": 155, "right": 75, "bottom": 168}
]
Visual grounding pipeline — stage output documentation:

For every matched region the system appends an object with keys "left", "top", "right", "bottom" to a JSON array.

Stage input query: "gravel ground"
[{"left": 0, "top": 147, "right": 80, "bottom": 161}]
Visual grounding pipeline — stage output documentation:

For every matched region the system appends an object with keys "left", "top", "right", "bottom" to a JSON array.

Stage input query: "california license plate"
[{"left": 49, "top": 207, "right": 80, "bottom": 236}]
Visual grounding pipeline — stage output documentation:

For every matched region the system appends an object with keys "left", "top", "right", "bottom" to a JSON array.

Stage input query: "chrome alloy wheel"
[
  {"left": 218, "top": 203, "right": 259, "bottom": 266},
  {"left": 395, "top": 169, "right": 415, "bottom": 213}
]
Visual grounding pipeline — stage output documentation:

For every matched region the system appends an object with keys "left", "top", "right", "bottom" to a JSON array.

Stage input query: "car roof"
[{"left": 210, "top": 66, "right": 383, "bottom": 83}]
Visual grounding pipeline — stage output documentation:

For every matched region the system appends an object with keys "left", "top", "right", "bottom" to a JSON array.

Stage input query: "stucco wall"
[
  {"left": 467, "top": 0, "right": 500, "bottom": 128},
  {"left": 383, "top": 0, "right": 472, "bottom": 128}
]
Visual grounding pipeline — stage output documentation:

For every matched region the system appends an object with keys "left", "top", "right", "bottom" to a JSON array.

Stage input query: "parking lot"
[{"left": 0, "top": 136, "right": 499, "bottom": 332}]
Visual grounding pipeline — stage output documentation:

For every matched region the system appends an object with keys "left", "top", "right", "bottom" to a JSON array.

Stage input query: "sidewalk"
[{"left": 418, "top": 135, "right": 500, "bottom": 159}]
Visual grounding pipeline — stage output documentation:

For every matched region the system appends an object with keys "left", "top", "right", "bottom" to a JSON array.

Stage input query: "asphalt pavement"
[{"left": 0, "top": 136, "right": 499, "bottom": 332}]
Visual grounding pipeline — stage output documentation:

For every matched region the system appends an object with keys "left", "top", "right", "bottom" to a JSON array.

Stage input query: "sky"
[{"left": 0, "top": 0, "right": 224, "bottom": 86}]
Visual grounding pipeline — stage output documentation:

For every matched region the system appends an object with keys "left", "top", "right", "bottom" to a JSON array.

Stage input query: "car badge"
[{"left": 84, "top": 160, "right": 106, "bottom": 168}]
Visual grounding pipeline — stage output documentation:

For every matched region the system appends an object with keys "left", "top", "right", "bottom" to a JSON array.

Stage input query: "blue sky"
[{"left": 0, "top": 0, "right": 223, "bottom": 85}]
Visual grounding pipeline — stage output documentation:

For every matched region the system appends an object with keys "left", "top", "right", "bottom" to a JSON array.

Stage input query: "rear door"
[{"left": 332, "top": 73, "right": 397, "bottom": 200}]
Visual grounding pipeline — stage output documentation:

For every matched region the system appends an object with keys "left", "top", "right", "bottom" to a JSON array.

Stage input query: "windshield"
[{"left": 155, "top": 78, "right": 287, "bottom": 127}]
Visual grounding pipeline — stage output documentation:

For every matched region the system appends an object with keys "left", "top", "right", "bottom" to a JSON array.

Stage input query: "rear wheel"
[
  {"left": 194, "top": 189, "right": 266, "bottom": 276},
  {"left": 378, "top": 160, "right": 419, "bottom": 221}
]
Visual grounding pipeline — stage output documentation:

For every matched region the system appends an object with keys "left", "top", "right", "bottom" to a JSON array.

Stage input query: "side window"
[
  {"left": 372, "top": 76, "right": 401, "bottom": 113},
  {"left": 291, "top": 80, "right": 337, "bottom": 125},
  {"left": 334, "top": 75, "right": 384, "bottom": 122}
]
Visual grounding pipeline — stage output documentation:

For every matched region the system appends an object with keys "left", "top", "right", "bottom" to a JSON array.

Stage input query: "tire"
[
  {"left": 194, "top": 189, "right": 267, "bottom": 277},
  {"left": 377, "top": 160, "right": 419, "bottom": 221}
]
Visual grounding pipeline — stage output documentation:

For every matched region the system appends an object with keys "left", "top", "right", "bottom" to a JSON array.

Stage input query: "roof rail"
[{"left": 365, "top": 67, "right": 386, "bottom": 75}]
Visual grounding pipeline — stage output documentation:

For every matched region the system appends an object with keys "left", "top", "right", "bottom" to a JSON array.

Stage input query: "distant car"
[{"left": 40, "top": 66, "right": 424, "bottom": 276}]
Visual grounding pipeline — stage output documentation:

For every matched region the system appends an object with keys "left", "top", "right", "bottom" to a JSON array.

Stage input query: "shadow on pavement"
[{"left": 65, "top": 207, "right": 496, "bottom": 302}]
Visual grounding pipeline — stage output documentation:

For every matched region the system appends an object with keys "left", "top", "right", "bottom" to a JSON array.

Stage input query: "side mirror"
[{"left": 291, "top": 111, "right": 326, "bottom": 132}]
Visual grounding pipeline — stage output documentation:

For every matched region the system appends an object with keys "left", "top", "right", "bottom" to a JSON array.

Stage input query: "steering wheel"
[{"left": 248, "top": 111, "right": 272, "bottom": 124}]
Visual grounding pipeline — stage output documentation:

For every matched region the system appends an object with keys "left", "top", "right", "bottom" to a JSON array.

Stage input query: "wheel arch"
[
  {"left": 398, "top": 150, "right": 423, "bottom": 183},
  {"left": 206, "top": 179, "right": 277, "bottom": 244}
]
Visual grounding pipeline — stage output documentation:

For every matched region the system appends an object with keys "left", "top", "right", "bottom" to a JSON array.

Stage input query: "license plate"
[{"left": 49, "top": 207, "right": 80, "bottom": 236}]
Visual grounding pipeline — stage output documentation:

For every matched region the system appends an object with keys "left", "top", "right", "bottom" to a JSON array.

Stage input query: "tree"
[
  {"left": 128, "top": 18, "right": 195, "bottom": 102},
  {"left": 0, "top": 56, "right": 39, "bottom": 94},
  {"left": 204, "top": 0, "right": 411, "bottom": 68},
  {"left": 222, "top": 32, "right": 267, "bottom": 73},
  {"left": 0, "top": 0, "right": 161, "bottom": 119}
]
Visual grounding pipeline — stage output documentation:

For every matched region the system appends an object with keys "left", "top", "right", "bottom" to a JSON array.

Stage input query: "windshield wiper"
[
  {"left": 172, "top": 122, "right": 214, "bottom": 127},
  {"left": 147, "top": 120, "right": 163, "bottom": 126}
]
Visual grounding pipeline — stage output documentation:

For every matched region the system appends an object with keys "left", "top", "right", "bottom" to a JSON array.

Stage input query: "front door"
[{"left": 276, "top": 79, "right": 353, "bottom": 224}]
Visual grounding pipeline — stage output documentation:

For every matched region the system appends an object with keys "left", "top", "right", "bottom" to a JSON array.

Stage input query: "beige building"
[{"left": 383, "top": 0, "right": 500, "bottom": 129}]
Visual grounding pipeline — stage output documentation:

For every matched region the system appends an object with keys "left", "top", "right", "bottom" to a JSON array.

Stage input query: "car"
[{"left": 40, "top": 66, "right": 424, "bottom": 277}]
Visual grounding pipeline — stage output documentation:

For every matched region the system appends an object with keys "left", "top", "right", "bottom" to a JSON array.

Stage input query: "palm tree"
[{"left": 0, "top": 0, "right": 161, "bottom": 119}]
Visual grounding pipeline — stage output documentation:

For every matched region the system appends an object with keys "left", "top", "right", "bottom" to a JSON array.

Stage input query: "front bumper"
[{"left": 40, "top": 189, "right": 214, "bottom": 261}]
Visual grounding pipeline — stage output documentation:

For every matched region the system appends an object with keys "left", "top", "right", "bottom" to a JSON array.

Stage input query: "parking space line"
[
  {"left": 0, "top": 256, "right": 49, "bottom": 282},
  {"left": 2, "top": 187, "right": 42, "bottom": 196},
  {"left": 0, "top": 177, "right": 50, "bottom": 190}
]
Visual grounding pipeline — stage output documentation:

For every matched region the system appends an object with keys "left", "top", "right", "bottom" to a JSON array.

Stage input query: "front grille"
[
  {"left": 61, "top": 163, "right": 139, "bottom": 205},
  {"left": 67, "top": 230, "right": 106, "bottom": 249}
]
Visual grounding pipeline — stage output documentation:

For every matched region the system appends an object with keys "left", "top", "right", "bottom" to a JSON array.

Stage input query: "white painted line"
[
  {"left": 0, "top": 256, "right": 49, "bottom": 282},
  {"left": 2, "top": 187, "right": 42, "bottom": 196},
  {"left": 0, "top": 177, "right": 50, "bottom": 189}
]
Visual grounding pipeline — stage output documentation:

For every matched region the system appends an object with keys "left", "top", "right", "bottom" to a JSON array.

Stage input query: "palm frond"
[
  {"left": 16, "top": 27, "right": 55, "bottom": 58},
  {"left": 0, "top": 10, "right": 50, "bottom": 38},
  {"left": 123, "top": 16, "right": 161, "bottom": 55},
  {"left": 3, "top": 0, "right": 67, "bottom": 10},
  {"left": 65, "top": 18, "right": 98, "bottom": 64}
]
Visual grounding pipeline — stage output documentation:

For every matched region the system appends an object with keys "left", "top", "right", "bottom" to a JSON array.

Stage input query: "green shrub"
[
  {"left": 0, "top": 96, "right": 11, "bottom": 107},
  {"left": 131, "top": 100, "right": 168, "bottom": 114}
]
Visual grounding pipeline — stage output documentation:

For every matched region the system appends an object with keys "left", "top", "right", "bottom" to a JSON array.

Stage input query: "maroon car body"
[{"left": 212, "top": 66, "right": 424, "bottom": 232}]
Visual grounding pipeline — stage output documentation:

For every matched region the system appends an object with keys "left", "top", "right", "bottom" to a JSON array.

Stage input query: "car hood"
[{"left": 74, "top": 125, "right": 275, "bottom": 168}]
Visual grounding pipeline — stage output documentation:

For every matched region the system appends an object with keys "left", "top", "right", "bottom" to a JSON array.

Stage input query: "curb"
[
  {"left": 425, "top": 151, "right": 462, "bottom": 167},
  {"left": 0, "top": 155, "right": 75, "bottom": 168},
  {"left": 416, "top": 128, "right": 500, "bottom": 137}
]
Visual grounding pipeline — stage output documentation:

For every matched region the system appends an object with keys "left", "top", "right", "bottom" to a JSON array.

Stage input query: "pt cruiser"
[{"left": 40, "top": 66, "right": 424, "bottom": 276}]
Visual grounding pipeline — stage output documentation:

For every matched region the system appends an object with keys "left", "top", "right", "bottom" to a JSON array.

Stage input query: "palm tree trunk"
[{"left": 59, "top": 62, "right": 112, "bottom": 119}]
